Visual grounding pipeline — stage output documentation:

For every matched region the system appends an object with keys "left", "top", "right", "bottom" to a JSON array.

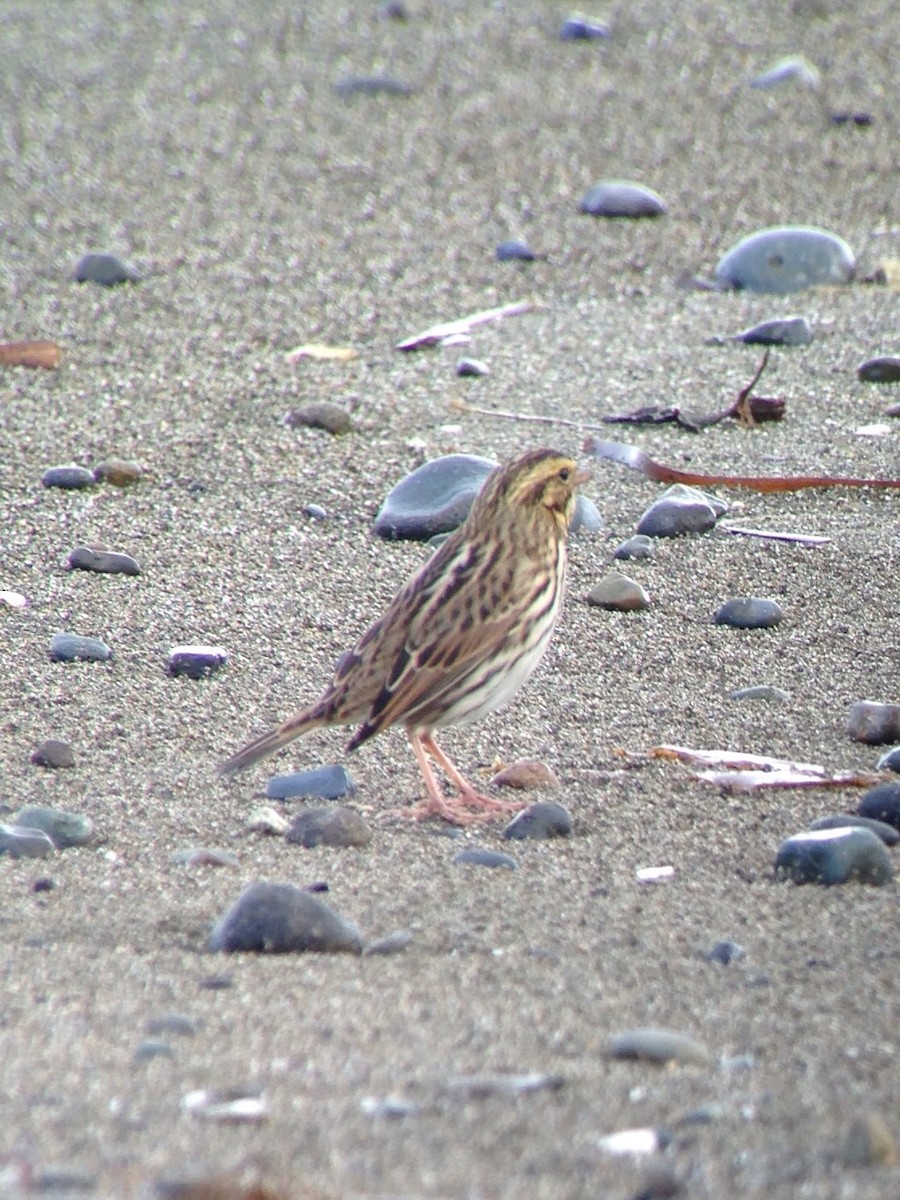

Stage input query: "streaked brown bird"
[{"left": 221, "top": 448, "right": 588, "bottom": 823}]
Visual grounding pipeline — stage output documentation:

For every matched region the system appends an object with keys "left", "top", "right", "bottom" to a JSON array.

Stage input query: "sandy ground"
[{"left": 1, "top": 2, "right": 899, "bottom": 1197}]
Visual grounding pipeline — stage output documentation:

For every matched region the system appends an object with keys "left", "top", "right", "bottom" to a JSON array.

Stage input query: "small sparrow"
[{"left": 221, "top": 448, "right": 588, "bottom": 823}]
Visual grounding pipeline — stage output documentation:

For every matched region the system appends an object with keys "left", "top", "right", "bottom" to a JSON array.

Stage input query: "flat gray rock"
[
  {"left": 715, "top": 226, "right": 855, "bottom": 294},
  {"left": 774, "top": 827, "right": 892, "bottom": 886},
  {"left": 209, "top": 882, "right": 364, "bottom": 954}
]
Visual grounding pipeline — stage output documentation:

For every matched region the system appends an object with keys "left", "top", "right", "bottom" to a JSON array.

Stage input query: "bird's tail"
[{"left": 219, "top": 707, "right": 328, "bottom": 776}]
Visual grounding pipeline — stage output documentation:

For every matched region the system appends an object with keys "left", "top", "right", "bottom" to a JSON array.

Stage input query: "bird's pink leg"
[{"left": 396, "top": 730, "right": 526, "bottom": 824}]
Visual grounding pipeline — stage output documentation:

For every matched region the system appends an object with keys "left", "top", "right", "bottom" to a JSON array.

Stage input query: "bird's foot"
[{"left": 389, "top": 788, "right": 526, "bottom": 826}]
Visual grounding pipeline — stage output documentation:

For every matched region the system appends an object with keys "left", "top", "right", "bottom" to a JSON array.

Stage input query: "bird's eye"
[{"left": 558, "top": 467, "right": 570, "bottom": 482}]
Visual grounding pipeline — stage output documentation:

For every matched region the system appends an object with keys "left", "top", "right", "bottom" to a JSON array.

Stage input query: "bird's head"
[{"left": 492, "top": 448, "right": 590, "bottom": 528}]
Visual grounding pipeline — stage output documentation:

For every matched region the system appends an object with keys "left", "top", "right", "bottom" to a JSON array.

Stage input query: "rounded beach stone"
[
  {"left": 284, "top": 401, "right": 352, "bottom": 435},
  {"left": 735, "top": 315, "right": 812, "bottom": 346},
  {"left": 364, "top": 928, "right": 412, "bottom": 956},
  {"left": 857, "top": 356, "right": 900, "bottom": 383},
  {"left": 705, "top": 940, "right": 745, "bottom": 965},
  {"left": 495, "top": 239, "right": 535, "bottom": 262},
  {"left": 636, "top": 484, "right": 723, "bottom": 538},
  {"left": 587, "top": 570, "right": 650, "bottom": 611},
  {"left": 209, "top": 881, "right": 364, "bottom": 954},
  {"left": 93, "top": 458, "right": 144, "bottom": 485},
  {"left": 73, "top": 252, "right": 139, "bottom": 285},
  {"left": 502, "top": 801, "right": 573, "bottom": 840},
  {"left": 714, "top": 598, "right": 783, "bottom": 630},
  {"left": 714, "top": 226, "right": 855, "bottom": 295},
  {"left": 842, "top": 1113, "right": 899, "bottom": 1167},
  {"left": 572, "top": 494, "right": 603, "bottom": 534},
  {"left": 50, "top": 633, "right": 112, "bottom": 663},
  {"left": 774, "top": 827, "right": 892, "bottom": 886},
  {"left": 560, "top": 14, "right": 610, "bottom": 39},
  {"left": 490, "top": 759, "right": 561, "bottom": 790},
  {"left": 266, "top": 764, "right": 356, "bottom": 801},
  {"left": 875, "top": 746, "right": 900, "bottom": 773},
  {"left": 67, "top": 546, "right": 141, "bottom": 576},
  {"left": 30, "top": 739, "right": 75, "bottom": 768},
  {"left": 613, "top": 534, "right": 654, "bottom": 561},
  {"left": 0, "top": 823, "right": 55, "bottom": 859},
  {"left": 167, "top": 645, "right": 228, "bottom": 679},
  {"left": 454, "top": 847, "right": 517, "bottom": 869},
  {"left": 374, "top": 454, "right": 497, "bottom": 540},
  {"left": 14, "top": 806, "right": 93, "bottom": 848},
  {"left": 856, "top": 781, "right": 900, "bottom": 830},
  {"left": 846, "top": 700, "right": 900, "bottom": 745},
  {"left": 809, "top": 814, "right": 899, "bottom": 846},
  {"left": 607, "top": 1028, "right": 711, "bottom": 1067},
  {"left": 42, "top": 465, "right": 95, "bottom": 490},
  {"left": 285, "top": 805, "right": 372, "bottom": 848},
  {"left": 729, "top": 685, "right": 790, "bottom": 702},
  {"left": 456, "top": 357, "right": 489, "bottom": 377},
  {"left": 579, "top": 180, "right": 667, "bottom": 218},
  {"left": 170, "top": 846, "right": 240, "bottom": 868}
]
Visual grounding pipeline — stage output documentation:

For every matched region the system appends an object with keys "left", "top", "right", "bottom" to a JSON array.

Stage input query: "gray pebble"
[
  {"left": 167, "top": 644, "right": 228, "bottom": 679},
  {"left": 170, "top": 846, "right": 240, "bottom": 868},
  {"left": 266, "top": 763, "right": 355, "bottom": 800},
  {"left": 846, "top": 700, "right": 900, "bottom": 745},
  {"left": 93, "top": 458, "right": 144, "bottom": 486},
  {"left": 774, "top": 827, "right": 892, "bottom": 886},
  {"left": 333, "top": 75, "right": 412, "bottom": 97},
  {"left": 209, "top": 881, "right": 364, "bottom": 954},
  {"left": 858, "top": 356, "right": 900, "bottom": 383},
  {"left": 42, "top": 465, "right": 95, "bottom": 490},
  {"left": 608, "top": 1027, "right": 711, "bottom": 1067},
  {"left": 734, "top": 315, "right": 812, "bottom": 346},
  {"left": 303, "top": 503, "right": 328, "bottom": 520},
  {"left": 637, "top": 484, "right": 724, "bottom": 538},
  {"left": 50, "top": 632, "right": 112, "bottom": 663},
  {"left": 714, "top": 598, "right": 783, "bottom": 630},
  {"left": 454, "top": 847, "right": 518, "bottom": 869},
  {"left": 842, "top": 1112, "right": 899, "bottom": 1167},
  {"left": 560, "top": 14, "right": 611, "bottom": 40},
  {"left": 31, "top": 739, "right": 75, "bottom": 768},
  {"left": 284, "top": 401, "right": 352, "bottom": 435},
  {"left": 613, "top": 534, "right": 654, "bottom": 561},
  {"left": 875, "top": 746, "right": 900, "bottom": 773},
  {"left": 495, "top": 239, "right": 535, "bottom": 262},
  {"left": 502, "top": 801, "right": 573, "bottom": 840},
  {"left": 715, "top": 226, "right": 855, "bottom": 295},
  {"left": 750, "top": 56, "right": 820, "bottom": 89},
  {"left": 285, "top": 805, "right": 372, "bottom": 848},
  {"left": 145, "top": 1013, "right": 197, "bottom": 1037},
  {"left": 572, "top": 494, "right": 603, "bottom": 534},
  {"left": 14, "top": 805, "right": 93, "bottom": 848},
  {"left": 857, "top": 781, "right": 900, "bottom": 830},
  {"left": 364, "top": 929, "right": 413, "bottom": 956},
  {"left": 74, "top": 252, "right": 139, "bottom": 285},
  {"left": 580, "top": 180, "right": 667, "bottom": 218},
  {"left": 133, "top": 1040, "right": 176, "bottom": 1062},
  {"left": 729, "top": 685, "right": 790, "bottom": 702},
  {"left": 374, "top": 454, "right": 497, "bottom": 541},
  {"left": 705, "top": 940, "right": 745, "bottom": 965},
  {"left": 0, "top": 823, "right": 55, "bottom": 859},
  {"left": 587, "top": 570, "right": 649, "bottom": 611},
  {"left": 809, "top": 814, "right": 899, "bottom": 846},
  {"left": 67, "top": 546, "right": 141, "bottom": 576},
  {"left": 456, "top": 357, "right": 489, "bottom": 377}
]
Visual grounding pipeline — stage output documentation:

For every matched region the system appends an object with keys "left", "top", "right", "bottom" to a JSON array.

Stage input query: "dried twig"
[{"left": 396, "top": 301, "right": 536, "bottom": 351}]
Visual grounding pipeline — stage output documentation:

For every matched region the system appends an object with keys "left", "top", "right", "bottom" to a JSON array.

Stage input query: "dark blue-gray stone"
[
  {"left": 858, "top": 356, "right": 900, "bottom": 383},
  {"left": 714, "top": 598, "right": 783, "bottom": 630},
  {"left": 374, "top": 454, "right": 497, "bottom": 541},
  {"left": 31, "top": 739, "right": 75, "bottom": 768},
  {"left": 167, "top": 644, "right": 228, "bottom": 679},
  {"left": 50, "top": 633, "right": 112, "bottom": 663},
  {"left": 613, "top": 534, "right": 654, "bottom": 561},
  {"left": 715, "top": 226, "right": 855, "bottom": 295},
  {"left": 735, "top": 316, "right": 812, "bottom": 346},
  {"left": 729, "top": 684, "right": 790, "bottom": 701},
  {"left": 876, "top": 746, "right": 900, "bottom": 773},
  {"left": 13, "top": 806, "right": 93, "bottom": 848},
  {"left": 454, "top": 847, "right": 517, "bottom": 869},
  {"left": 705, "top": 940, "right": 745, "bottom": 965},
  {"left": 42, "top": 465, "right": 95, "bottom": 490},
  {"left": 846, "top": 701, "right": 900, "bottom": 745},
  {"left": 333, "top": 75, "right": 411, "bottom": 97},
  {"left": 857, "top": 781, "right": 900, "bottom": 831},
  {"left": 810, "top": 814, "right": 899, "bottom": 846},
  {"left": 560, "top": 15, "right": 610, "bottom": 39},
  {"left": 74, "top": 252, "right": 139, "bottom": 285},
  {"left": 67, "top": 546, "right": 141, "bottom": 576},
  {"left": 579, "top": 180, "right": 667, "bottom": 218},
  {"left": 636, "top": 484, "right": 724, "bottom": 538},
  {"left": 267, "top": 764, "right": 356, "bottom": 800},
  {"left": 502, "top": 801, "right": 573, "bottom": 840},
  {"left": 774, "top": 828, "right": 892, "bottom": 886},
  {"left": 209, "top": 881, "right": 364, "bottom": 954},
  {"left": 456, "top": 357, "right": 489, "bottom": 377},
  {"left": 285, "top": 805, "right": 371, "bottom": 848},
  {"left": 496, "top": 239, "right": 535, "bottom": 262}
]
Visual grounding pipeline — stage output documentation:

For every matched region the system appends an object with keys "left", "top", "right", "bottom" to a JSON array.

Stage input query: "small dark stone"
[
  {"left": 729, "top": 685, "right": 790, "bottom": 702},
  {"left": 734, "top": 315, "right": 812, "bottom": 346},
  {"left": 857, "top": 782, "right": 900, "bottom": 831},
  {"left": 810, "top": 814, "right": 898, "bottom": 845},
  {"left": 303, "top": 503, "right": 328, "bottom": 520},
  {"left": 32, "top": 1167, "right": 97, "bottom": 1192},
  {"left": 503, "top": 801, "right": 573, "bottom": 840},
  {"left": 613, "top": 534, "right": 654, "bottom": 561},
  {"left": 285, "top": 805, "right": 372, "bottom": 848},
  {"left": 333, "top": 75, "right": 412, "bottom": 97},
  {"left": 209, "top": 881, "right": 364, "bottom": 954},
  {"left": 167, "top": 644, "right": 228, "bottom": 679},
  {"left": 636, "top": 484, "right": 724, "bottom": 538},
  {"left": 67, "top": 546, "right": 141, "bottom": 576},
  {"left": 875, "top": 746, "right": 900, "bottom": 773},
  {"left": 580, "top": 180, "right": 667, "bottom": 218},
  {"left": 714, "top": 598, "right": 783, "bottom": 630},
  {"left": 74, "top": 252, "right": 139, "bottom": 285},
  {"left": 560, "top": 16, "right": 611, "bottom": 41},
  {"left": 456, "top": 357, "right": 489, "bottom": 377},
  {"left": 50, "top": 632, "right": 112, "bottom": 663},
  {"left": 830, "top": 110, "right": 874, "bottom": 127},
  {"left": 134, "top": 1039, "right": 176, "bottom": 1062},
  {"left": 454, "top": 847, "right": 518, "bottom": 869},
  {"left": 846, "top": 700, "right": 900, "bottom": 745},
  {"left": 380, "top": 1, "right": 409, "bottom": 18},
  {"left": 42, "top": 465, "right": 95, "bottom": 490},
  {"left": 608, "top": 1028, "right": 711, "bottom": 1066},
  {"left": 31, "top": 739, "right": 75, "bottom": 769},
  {"left": 199, "top": 974, "right": 233, "bottom": 990},
  {"left": 857, "top": 355, "right": 900, "bottom": 383},
  {"left": 705, "top": 940, "right": 745, "bottom": 965},
  {"left": 145, "top": 1013, "right": 196, "bottom": 1037},
  {"left": 284, "top": 401, "right": 352, "bottom": 435},
  {"left": 774, "top": 827, "right": 892, "bottom": 886},
  {"left": 31, "top": 877, "right": 56, "bottom": 893},
  {"left": 496, "top": 239, "right": 535, "bottom": 262},
  {"left": 266, "top": 764, "right": 356, "bottom": 800}
]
